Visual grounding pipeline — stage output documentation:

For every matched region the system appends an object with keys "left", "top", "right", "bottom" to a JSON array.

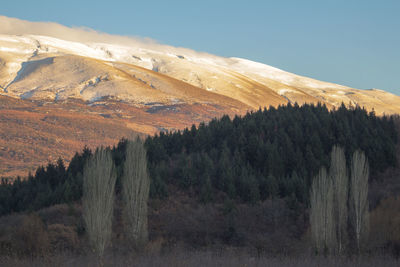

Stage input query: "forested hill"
[
  {"left": 0, "top": 103, "right": 398, "bottom": 215},
  {"left": 146, "top": 103, "right": 397, "bottom": 202}
]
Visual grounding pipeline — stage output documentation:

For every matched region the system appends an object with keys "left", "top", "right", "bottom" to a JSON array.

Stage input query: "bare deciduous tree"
[
  {"left": 329, "top": 146, "right": 348, "bottom": 254},
  {"left": 350, "top": 150, "right": 369, "bottom": 253},
  {"left": 122, "top": 137, "right": 150, "bottom": 248},
  {"left": 82, "top": 148, "right": 116, "bottom": 260},
  {"left": 310, "top": 167, "right": 336, "bottom": 254}
]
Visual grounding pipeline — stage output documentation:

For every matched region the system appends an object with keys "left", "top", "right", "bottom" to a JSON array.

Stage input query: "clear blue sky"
[{"left": 2, "top": 0, "right": 399, "bottom": 95}]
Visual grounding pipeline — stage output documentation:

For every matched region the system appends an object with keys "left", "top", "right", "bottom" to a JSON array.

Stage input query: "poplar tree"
[
  {"left": 329, "top": 146, "right": 348, "bottom": 254},
  {"left": 350, "top": 150, "right": 369, "bottom": 253},
  {"left": 310, "top": 167, "right": 336, "bottom": 254},
  {"left": 82, "top": 148, "right": 116, "bottom": 261},
  {"left": 122, "top": 138, "right": 150, "bottom": 248}
]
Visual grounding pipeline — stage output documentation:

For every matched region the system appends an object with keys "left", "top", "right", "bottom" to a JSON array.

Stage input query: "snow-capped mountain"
[{"left": 1, "top": 16, "right": 399, "bottom": 115}]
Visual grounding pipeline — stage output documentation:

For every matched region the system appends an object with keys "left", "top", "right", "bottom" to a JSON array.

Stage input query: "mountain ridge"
[{"left": 0, "top": 30, "right": 399, "bottom": 114}]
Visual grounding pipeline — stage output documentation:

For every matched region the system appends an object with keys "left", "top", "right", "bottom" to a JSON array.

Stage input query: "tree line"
[{"left": 0, "top": 103, "right": 397, "bottom": 215}]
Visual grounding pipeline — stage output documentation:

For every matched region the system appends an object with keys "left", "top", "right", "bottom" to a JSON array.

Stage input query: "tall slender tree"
[
  {"left": 122, "top": 137, "right": 150, "bottom": 248},
  {"left": 82, "top": 148, "right": 116, "bottom": 261},
  {"left": 350, "top": 150, "right": 369, "bottom": 253},
  {"left": 329, "top": 146, "right": 348, "bottom": 254},
  {"left": 310, "top": 167, "right": 336, "bottom": 254}
]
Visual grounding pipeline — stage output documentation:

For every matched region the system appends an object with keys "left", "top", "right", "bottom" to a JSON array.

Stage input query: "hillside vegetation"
[
  {"left": 1, "top": 103, "right": 400, "bottom": 264},
  {"left": 0, "top": 103, "right": 397, "bottom": 215}
]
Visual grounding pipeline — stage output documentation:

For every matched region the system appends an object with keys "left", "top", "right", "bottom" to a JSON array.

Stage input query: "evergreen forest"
[{"left": 0, "top": 103, "right": 397, "bottom": 215}]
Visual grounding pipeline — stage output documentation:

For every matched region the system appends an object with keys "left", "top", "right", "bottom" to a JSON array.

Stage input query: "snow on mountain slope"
[
  {"left": 0, "top": 33, "right": 290, "bottom": 108},
  {"left": 0, "top": 16, "right": 399, "bottom": 115},
  {"left": 0, "top": 33, "right": 343, "bottom": 90}
]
